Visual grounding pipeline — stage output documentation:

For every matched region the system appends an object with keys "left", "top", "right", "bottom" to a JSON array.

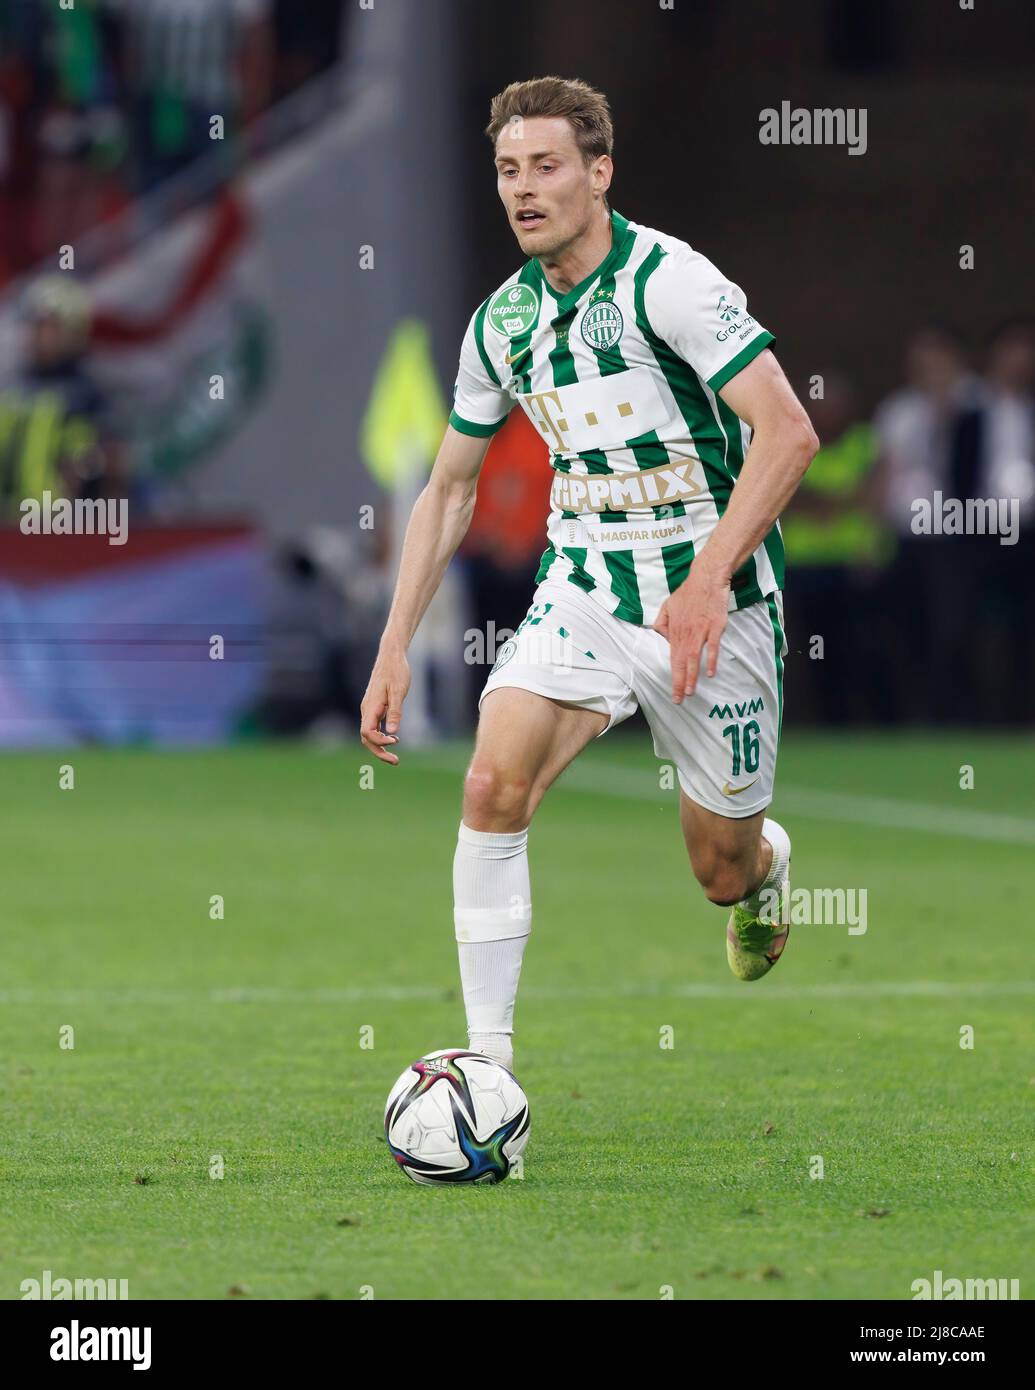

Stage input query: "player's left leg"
[
  {"left": 633, "top": 591, "right": 791, "bottom": 978},
  {"left": 679, "top": 796, "right": 791, "bottom": 980}
]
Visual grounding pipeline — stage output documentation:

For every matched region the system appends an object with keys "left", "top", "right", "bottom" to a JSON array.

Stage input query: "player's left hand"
[{"left": 653, "top": 560, "right": 731, "bottom": 703}]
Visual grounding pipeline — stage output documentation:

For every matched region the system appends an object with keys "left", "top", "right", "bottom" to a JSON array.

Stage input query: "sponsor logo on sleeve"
[{"left": 487, "top": 284, "right": 540, "bottom": 338}]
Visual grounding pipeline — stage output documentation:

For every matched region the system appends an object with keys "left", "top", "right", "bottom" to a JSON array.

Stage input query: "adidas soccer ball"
[{"left": 384, "top": 1049, "right": 530, "bottom": 1185}]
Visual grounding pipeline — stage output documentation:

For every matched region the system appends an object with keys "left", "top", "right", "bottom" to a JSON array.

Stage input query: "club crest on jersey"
[
  {"left": 490, "top": 638, "right": 518, "bottom": 672},
  {"left": 487, "top": 284, "right": 540, "bottom": 338},
  {"left": 581, "top": 298, "right": 624, "bottom": 352}
]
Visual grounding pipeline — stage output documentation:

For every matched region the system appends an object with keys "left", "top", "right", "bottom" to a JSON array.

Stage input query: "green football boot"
[{"left": 726, "top": 877, "right": 790, "bottom": 982}]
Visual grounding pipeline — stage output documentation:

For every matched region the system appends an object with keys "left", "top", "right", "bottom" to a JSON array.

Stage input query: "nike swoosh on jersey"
[{"left": 722, "top": 778, "right": 759, "bottom": 796}]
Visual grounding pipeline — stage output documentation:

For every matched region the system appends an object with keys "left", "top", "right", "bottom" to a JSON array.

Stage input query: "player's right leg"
[
  {"left": 454, "top": 582, "right": 637, "bottom": 1072},
  {"left": 454, "top": 688, "right": 607, "bottom": 1071}
]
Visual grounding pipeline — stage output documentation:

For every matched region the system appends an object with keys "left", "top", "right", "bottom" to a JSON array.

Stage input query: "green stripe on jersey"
[
  {"left": 602, "top": 549, "right": 642, "bottom": 625},
  {"left": 662, "top": 539, "right": 695, "bottom": 594},
  {"left": 593, "top": 233, "right": 688, "bottom": 525},
  {"left": 542, "top": 248, "right": 643, "bottom": 622},
  {"left": 473, "top": 297, "right": 502, "bottom": 388},
  {"left": 633, "top": 244, "right": 765, "bottom": 609},
  {"left": 448, "top": 409, "right": 506, "bottom": 437},
  {"left": 707, "top": 331, "right": 774, "bottom": 393},
  {"left": 767, "top": 593, "right": 785, "bottom": 737},
  {"left": 504, "top": 260, "right": 548, "bottom": 394}
]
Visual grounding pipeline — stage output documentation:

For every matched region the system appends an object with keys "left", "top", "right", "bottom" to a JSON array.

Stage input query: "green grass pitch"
[{"left": 2, "top": 732, "right": 1033, "bottom": 1300}]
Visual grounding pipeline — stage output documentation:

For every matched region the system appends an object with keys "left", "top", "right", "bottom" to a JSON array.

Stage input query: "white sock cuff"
[
  {"left": 761, "top": 817, "right": 791, "bottom": 887},
  {"left": 457, "top": 821, "right": 528, "bottom": 857}
]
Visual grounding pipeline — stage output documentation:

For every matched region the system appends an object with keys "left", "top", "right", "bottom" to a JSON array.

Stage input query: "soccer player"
[{"left": 361, "top": 77, "right": 818, "bottom": 1071}]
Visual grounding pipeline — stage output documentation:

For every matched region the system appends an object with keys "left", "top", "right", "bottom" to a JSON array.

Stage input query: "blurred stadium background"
[
  {"left": 0, "top": 0, "right": 1032, "bottom": 743},
  {"left": 4, "top": 0, "right": 1035, "bottom": 1306}
]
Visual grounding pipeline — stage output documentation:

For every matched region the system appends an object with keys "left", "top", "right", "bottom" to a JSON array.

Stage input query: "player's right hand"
[{"left": 360, "top": 647, "right": 411, "bottom": 765}]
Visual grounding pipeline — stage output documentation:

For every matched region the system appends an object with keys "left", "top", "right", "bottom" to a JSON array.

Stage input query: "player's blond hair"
[{"left": 485, "top": 77, "right": 614, "bottom": 161}]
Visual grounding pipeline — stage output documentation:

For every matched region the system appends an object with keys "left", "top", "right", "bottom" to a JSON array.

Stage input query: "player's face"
[{"left": 494, "top": 116, "right": 610, "bottom": 259}]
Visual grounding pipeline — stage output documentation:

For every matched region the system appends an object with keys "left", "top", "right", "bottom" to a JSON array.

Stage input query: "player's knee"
[{"left": 463, "top": 763, "right": 533, "bottom": 832}]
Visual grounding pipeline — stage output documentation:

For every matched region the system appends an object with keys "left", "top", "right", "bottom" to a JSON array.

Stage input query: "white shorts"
[{"left": 480, "top": 580, "right": 787, "bottom": 819}]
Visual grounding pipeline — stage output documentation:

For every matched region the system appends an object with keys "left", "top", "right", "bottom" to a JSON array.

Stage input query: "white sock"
[
  {"left": 740, "top": 817, "right": 791, "bottom": 921},
  {"left": 453, "top": 822, "right": 531, "bottom": 1070}
]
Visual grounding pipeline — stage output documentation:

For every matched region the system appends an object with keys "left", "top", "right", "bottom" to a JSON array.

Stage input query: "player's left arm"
[{"left": 656, "top": 348, "right": 818, "bottom": 701}]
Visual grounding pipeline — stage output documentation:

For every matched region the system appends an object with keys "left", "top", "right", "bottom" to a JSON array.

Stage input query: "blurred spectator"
[
  {"left": 0, "top": 0, "right": 347, "bottom": 288},
  {"left": 26, "top": 105, "right": 129, "bottom": 268},
  {"left": 872, "top": 326, "right": 982, "bottom": 722},
  {"left": 950, "top": 319, "right": 1035, "bottom": 519},
  {"left": 258, "top": 526, "right": 389, "bottom": 738},
  {"left": 947, "top": 319, "right": 1035, "bottom": 722},
  {"left": 0, "top": 0, "right": 128, "bottom": 274},
  {"left": 0, "top": 274, "right": 130, "bottom": 512},
  {"left": 460, "top": 408, "right": 549, "bottom": 709},
  {"left": 874, "top": 325, "right": 980, "bottom": 533},
  {"left": 111, "top": 0, "right": 274, "bottom": 192},
  {"left": 783, "top": 372, "right": 889, "bottom": 724}
]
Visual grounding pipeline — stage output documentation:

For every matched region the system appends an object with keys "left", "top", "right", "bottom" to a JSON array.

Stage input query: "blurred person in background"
[
  {"left": 782, "top": 372, "right": 889, "bottom": 723},
  {"left": 0, "top": 0, "right": 129, "bottom": 279},
  {"left": 873, "top": 325, "right": 981, "bottom": 722},
  {"left": 950, "top": 320, "right": 1035, "bottom": 513},
  {"left": 948, "top": 319, "right": 1035, "bottom": 723},
  {"left": 259, "top": 525, "right": 390, "bottom": 739},
  {"left": 460, "top": 410, "right": 550, "bottom": 713},
  {"left": 110, "top": 0, "right": 273, "bottom": 192},
  {"left": 0, "top": 0, "right": 346, "bottom": 289},
  {"left": 0, "top": 0, "right": 51, "bottom": 282},
  {"left": 0, "top": 275, "right": 131, "bottom": 512},
  {"left": 26, "top": 104, "right": 129, "bottom": 270}
]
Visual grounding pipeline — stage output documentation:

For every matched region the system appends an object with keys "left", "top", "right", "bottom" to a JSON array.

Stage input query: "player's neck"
[{"left": 537, "top": 207, "right": 614, "bottom": 297}]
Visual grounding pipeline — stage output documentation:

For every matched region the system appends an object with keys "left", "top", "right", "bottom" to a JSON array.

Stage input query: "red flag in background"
[{"left": 89, "top": 189, "right": 250, "bottom": 348}]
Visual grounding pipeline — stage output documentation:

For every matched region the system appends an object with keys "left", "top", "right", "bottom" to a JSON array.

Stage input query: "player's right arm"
[{"left": 360, "top": 424, "right": 492, "bottom": 764}]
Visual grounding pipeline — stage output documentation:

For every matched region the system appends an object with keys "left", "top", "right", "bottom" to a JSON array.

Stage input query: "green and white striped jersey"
[{"left": 449, "top": 209, "right": 783, "bottom": 626}]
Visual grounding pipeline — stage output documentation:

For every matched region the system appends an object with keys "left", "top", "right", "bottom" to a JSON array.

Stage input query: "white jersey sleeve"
[
  {"left": 643, "top": 247, "right": 774, "bottom": 393},
  {"left": 448, "top": 304, "right": 513, "bottom": 437}
]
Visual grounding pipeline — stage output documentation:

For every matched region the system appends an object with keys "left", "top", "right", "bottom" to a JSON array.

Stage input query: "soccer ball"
[{"left": 384, "top": 1049, "right": 530, "bottom": 1185}]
